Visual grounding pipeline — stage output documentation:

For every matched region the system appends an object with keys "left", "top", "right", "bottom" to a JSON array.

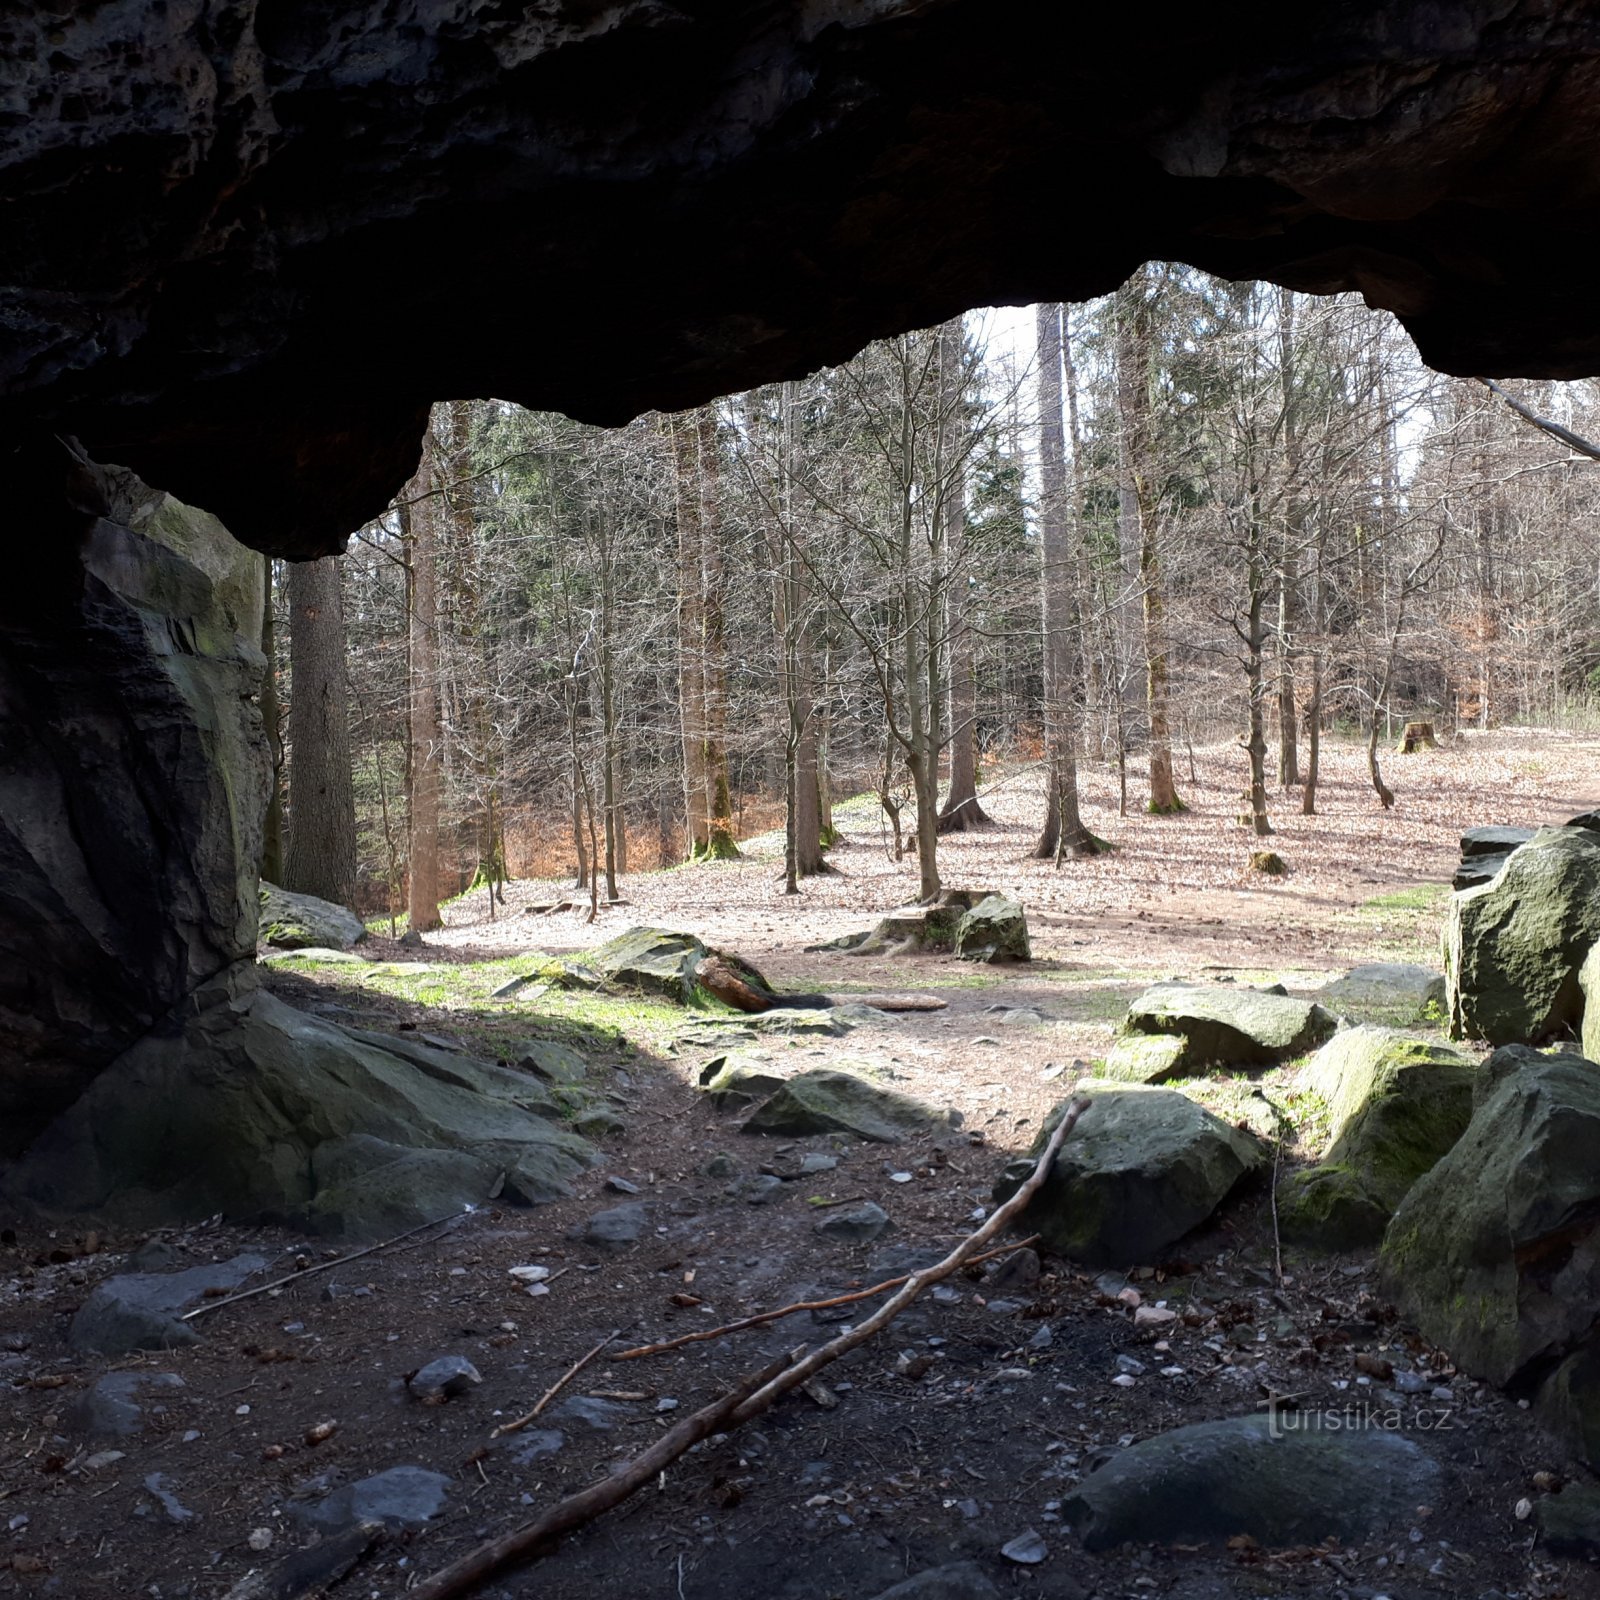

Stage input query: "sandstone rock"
[
  {"left": 407, "top": 1355, "right": 481, "bottom": 1401},
  {"left": 1062, "top": 1414, "right": 1439, "bottom": 1550},
  {"left": 1380, "top": 1049, "right": 1600, "bottom": 1386},
  {"left": 1443, "top": 826, "right": 1600, "bottom": 1044},
  {"left": 697, "top": 1058, "right": 789, "bottom": 1107},
  {"left": 70, "top": 1255, "right": 267, "bottom": 1355},
  {"left": 1119, "top": 983, "right": 1335, "bottom": 1073},
  {"left": 815, "top": 1202, "right": 891, "bottom": 1245},
  {"left": 953, "top": 894, "right": 1031, "bottom": 963},
  {"left": 514, "top": 1039, "right": 588, "bottom": 1085},
  {"left": 741, "top": 1069, "right": 949, "bottom": 1143},
  {"left": 0, "top": 488, "right": 269, "bottom": 1157},
  {"left": 8, "top": 983, "right": 592, "bottom": 1241},
  {"left": 1460, "top": 825, "right": 1537, "bottom": 857},
  {"left": 582, "top": 927, "right": 707, "bottom": 1003},
  {"left": 1315, "top": 962, "right": 1446, "bottom": 1023},
  {"left": 1101, "top": 1033, "right": 1189, "bottom": 1085},
  {"left": 993, "top": 1086, "right": 1266, "bottom": 1265},
  {"left": 1278, "top": 1026, "right": 1475, "bottom": 1249},
  {"left": 65, "top": 1371, "right": 186, "bottom": 1437},
  {"left": 291, "top": 1466, "right": 451, "bottom": 1534},
  {"left": 1580, "top": 942, "right": 1600, "bottom": 1065},
  {"left": 258, "top": 881, "right": 367, "bottom": 950},
  {"left": 1534, "top": 1482, "right": 1600, "bottom": 1556},
  {"left": 579, "top": 1203, "right": 647, "bottom": 1249},
  {"left": 1535, "top": 1346, "right": 1600, "bottom": 1471}
]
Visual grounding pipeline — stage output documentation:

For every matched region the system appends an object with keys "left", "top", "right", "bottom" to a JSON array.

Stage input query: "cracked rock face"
[
  {"left": 0, "top": 459, "right": 268, "bottom": 1154},
  {"left": 6, "top": 4, "right": 1600, "bottom": 553}
]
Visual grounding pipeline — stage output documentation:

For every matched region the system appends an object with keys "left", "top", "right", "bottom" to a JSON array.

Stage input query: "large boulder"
[
  {"left": 1118, "top": 983, "right": 1335, "bottom": 1075},
  {"left": 1314, "top": 962, "right": 1445, "bottom": 1024},
  {"left": 993, "top": 1086, "right": 1267, "bottom": 1265},
  {"left": 740, "top": 1068, "right": 949, "bottom": 1143},
  {"left": 1380, "top": 1049, "right": 1600, "bottom": 1386},
  {"left": 1278, "top": 1027, "right": 1475, "bottom": 1249},
  {"left": 258, "top": 881, "right": 367, "bottom": 950},
  {"left": 0, "top": 481, "right": 270, "bottom": 1156},
  {"left": 953, "top": 894, "right": 1030, "bottom": 963},
  {"left": 4, "top": 974, "right": 594, "bottom": 1240},
  {"left": 580, "top": 926, "right": 708, "bottom": 1002},
  {"left": 1061, "top": 1414, "right": 1440, "bottom": 1551},
  {"left": 1443, "top": 826, "right": 1600, "bottom": 1044},
  {"left": 1455, "top": 824, "right": 1535, "bottom": 886},
  {"left": 1581, "top": 942, "right": 1600, "bottom": 1065}
]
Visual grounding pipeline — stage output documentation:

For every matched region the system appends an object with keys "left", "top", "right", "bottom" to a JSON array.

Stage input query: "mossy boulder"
[
  {"left": 1379, "top": 1048, "right": 1600, "bottom": 1386},
  {"left": 258, "top": 880, "right": 367, "bottom": 950},
  {"left": 1443, "top": 826, "right": 1600, "bottom": 1044},
  {"left": 1278, "top": 1026, "right": 1474, "bottom": 1248},
  {"left": 1580, "top": 941, "right": 1600, "bottom": 1065},
  {"left": 4, "top": 974, "right": 594, "bottom": 1240},
  {"left": 836, "top": 890, "right": 987, "bottom": 957},
  {"left": 1536, "top": 1346, "right": 1600, "bottom": 1471},
  {"left": 1102, "top": 1033, "right": 1189, "bottom": 1084},
  {"left": 993, "top": 1085, "right": 1267, "bottom": 1265},
  {"left": 697, "top": 1056, "right": 790, "bottom": 1107},
  {"left": 1315, "top": 962, "right": 1446, "bottom": 1024},
  {"left": 740, "top": 1068, "right": 950, "bottom": 1143},
  {"left": 953, "top": 894, "right": 1030, "bottom": 963},
  {"left": 582, "top": 926, "right": 708, "bottom": 1002},
  {"left": 1119, "top": 983, "right": 1335, "bottom": 1075},
  {"left": 1061, "top": 1413, "right": 1440, "bottom": 1551}
]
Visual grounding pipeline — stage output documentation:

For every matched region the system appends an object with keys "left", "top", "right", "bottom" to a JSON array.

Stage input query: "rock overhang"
[{"left": 6, "top": 3, "right": 1600, "bottom": 554}]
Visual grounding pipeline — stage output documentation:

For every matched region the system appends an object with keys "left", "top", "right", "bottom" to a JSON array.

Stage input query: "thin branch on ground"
[
  {"left": 490, "top": 1328, "right": 620, "bottom": 1438},
  {"left": 180, "top": 1212, "right": 465, "bottom": 1323},
  {"left": 612, "top": 1236, "right": 1041, "bottom": 1361}
]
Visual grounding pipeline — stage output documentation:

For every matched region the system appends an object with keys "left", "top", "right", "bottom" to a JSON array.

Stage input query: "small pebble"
[
  {"left": 247, "top": 1528, "right": 273, "bottom": 1552},
  {"left": 1001, "top": 1529, "right": 1048, "bottom": 1565}
]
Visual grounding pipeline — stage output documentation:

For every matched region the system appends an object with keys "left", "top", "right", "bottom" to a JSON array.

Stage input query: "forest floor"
[{"left": 6, "top": 729, "right": 1600, "bottom": 1600}]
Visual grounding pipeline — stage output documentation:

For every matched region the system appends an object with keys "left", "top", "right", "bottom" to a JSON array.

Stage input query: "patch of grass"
[
  {"left": 1047, "top": 983, "right": 1142, "bottom": 1024},
  {"left": 1358, "top": 884, "right": 1450, "bottom": 915}
]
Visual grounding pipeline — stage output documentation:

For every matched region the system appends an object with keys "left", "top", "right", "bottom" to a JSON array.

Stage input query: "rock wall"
[{"left": 0, "top": 456, "right": 267, "bottom": 1154}]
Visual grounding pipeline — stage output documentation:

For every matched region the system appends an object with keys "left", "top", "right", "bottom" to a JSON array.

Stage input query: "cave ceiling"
[{"left": 4, "top": 2, "right": 1600, "bottom": 555}]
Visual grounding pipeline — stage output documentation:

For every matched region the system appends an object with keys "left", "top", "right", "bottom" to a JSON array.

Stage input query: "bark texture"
[{"left": 284, "top": 558, "right": 358, "bottom": 908}]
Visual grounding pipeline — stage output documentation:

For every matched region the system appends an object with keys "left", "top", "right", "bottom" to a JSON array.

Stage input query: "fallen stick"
[
  {"left": 180, "top": 1212, "right": 466, "bottom": 1322},
  {"left": 848, "top": 993, "right": 949, "bottom": 1012},
  {"left": 404, "top": 1347, "right": 801, "bottom": 1600},
  {"left": 490, "top": 1327, "right": 621, "bottom": 1439},
  {"left": 612, "top": 1235, "right": 1042, "bottom": 1361},
  {"left": 403, "top": 1097, "right": 1087, "bottom": 1600}
]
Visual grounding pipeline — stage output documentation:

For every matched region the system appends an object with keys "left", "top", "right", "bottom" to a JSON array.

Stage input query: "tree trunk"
[
  {"left": 937, "top": 319, "right": 989, "bottom": 835},
  {"left": 1275, "top": 287, "right": 1302, "bottom": 789},
  {"left": 1301, "top": 649, "right": 1322, "bottom": 815},
  {"left": 1244, "top": 518, "right": 1274, "bottom": 837},
  {"left": 403, "top": 428, "right": 443, "bottom": 934},
  {"left": 1032, "top": 302, "right": 1097, "bottom": 858},
  {"left": 697, "top": 408, "right": 740, "bottom": 860},
  {"left": 284, "top": 556, "right": 359, "bottom": 907},
  {"left": 669, "top": 414, "right": 710, "bottom": 856},
  {"left": 259, "top": 555, "right": 285, "bottom": 884},
  {"left": 1117, "top": 271, "right": 1183, "bottom": 816}
]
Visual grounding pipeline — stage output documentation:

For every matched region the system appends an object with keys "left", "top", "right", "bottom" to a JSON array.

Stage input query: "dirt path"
[{"left": 4, "top": 730, "right": 1600, "bottom": 1600}]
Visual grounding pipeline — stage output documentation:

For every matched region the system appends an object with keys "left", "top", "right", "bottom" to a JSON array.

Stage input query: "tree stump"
[{"left": 1398, "top": 721, "right": 1439, "bottom": 753}]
